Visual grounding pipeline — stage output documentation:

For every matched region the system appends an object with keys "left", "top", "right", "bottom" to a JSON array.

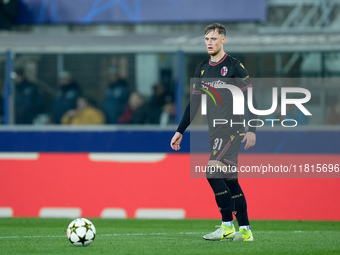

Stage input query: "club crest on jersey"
[{"left": 221, "top": 66, "right": 228, "bottom": 76}]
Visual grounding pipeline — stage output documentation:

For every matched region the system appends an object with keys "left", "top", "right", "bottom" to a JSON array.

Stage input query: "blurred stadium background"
[{"left": 0, "top": 0, "right": 339, "bottom": 220}]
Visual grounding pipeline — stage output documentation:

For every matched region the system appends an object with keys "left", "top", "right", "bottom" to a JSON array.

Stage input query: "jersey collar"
[{"left": 209, "top": 53, "right": 228, "bottom": 66}]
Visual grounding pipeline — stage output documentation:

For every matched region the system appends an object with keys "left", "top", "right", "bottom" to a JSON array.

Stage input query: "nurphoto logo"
[{"left": 199, "top": 81, "right": 312, "bottom": 128}]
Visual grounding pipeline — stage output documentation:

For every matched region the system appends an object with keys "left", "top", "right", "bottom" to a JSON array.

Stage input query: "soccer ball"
[{"left": 67, "top": 218, "right": 96, "bottom": 247}]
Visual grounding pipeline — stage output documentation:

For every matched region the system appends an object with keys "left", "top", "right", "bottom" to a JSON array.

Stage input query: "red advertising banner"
[{"left": 0, "top": 153, "right": 339, "bottom": 220}]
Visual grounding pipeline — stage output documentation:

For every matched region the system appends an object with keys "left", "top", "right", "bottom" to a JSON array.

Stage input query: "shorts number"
[{"left": 213, "top": 138, "right": 223, "bottom": 150}]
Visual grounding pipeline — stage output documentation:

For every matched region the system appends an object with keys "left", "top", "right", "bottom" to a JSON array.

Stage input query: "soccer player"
[{"left": 170, "top": 23, "right": 257, "bottom": 241}]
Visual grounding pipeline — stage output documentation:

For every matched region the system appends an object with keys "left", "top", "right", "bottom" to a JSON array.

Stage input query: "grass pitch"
[{"left": 0, "top": 218, "right": 339, "bottom": 255}]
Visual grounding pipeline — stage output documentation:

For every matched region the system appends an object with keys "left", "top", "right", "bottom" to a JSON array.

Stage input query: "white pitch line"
[
  {"left": 0, "top": 230, "right": 338, "bottom": 239},
  {"left": 0, "top": 232, "right": 203, "bottom": 239},
  {"left": 0, "top": 235, "right": 66, "bottom": 239}
]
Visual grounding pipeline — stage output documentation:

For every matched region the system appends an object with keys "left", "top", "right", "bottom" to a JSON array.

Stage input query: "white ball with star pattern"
[{"left": 67, "top": 218, "right": 96, "bottom": 247}]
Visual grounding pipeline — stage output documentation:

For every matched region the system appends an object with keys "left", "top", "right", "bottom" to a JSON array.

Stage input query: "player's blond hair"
[{"left": 204, "top": 23, "right": 226, "bottom": 36}]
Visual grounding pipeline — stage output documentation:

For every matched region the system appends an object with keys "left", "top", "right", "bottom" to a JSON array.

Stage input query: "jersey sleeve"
[
  {"left": 176, "top": 64, "right": 203, "bottom": 134},
  {"left": 234, "top": 61, "right": 252, "bottom": 91},
  {"left": 192, "top": 64, "right": 202, "bottom": 95},
  {"left": 176, "top": 93, "right": 201, "bottom": 134},
  {"left": 234, "top": 61, "right": 258, "bottom": 133}
]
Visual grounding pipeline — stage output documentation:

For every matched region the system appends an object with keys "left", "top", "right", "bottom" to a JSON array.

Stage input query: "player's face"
[{"left": 204, "top": 29, "right": 226, "bottom": 56}]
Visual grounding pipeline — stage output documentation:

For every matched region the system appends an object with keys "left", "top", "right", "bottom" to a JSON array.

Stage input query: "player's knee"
[
  {"left": 207, "top": 178, "right": 228, "bottom": 195},
  {"left": 224, "top": 178, "right": 241, "bottom": 192}
]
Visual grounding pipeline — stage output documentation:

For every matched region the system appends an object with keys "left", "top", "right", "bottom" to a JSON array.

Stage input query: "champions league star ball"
[{"left": 67, "top": 218, "right": 96, "bottom": 247}]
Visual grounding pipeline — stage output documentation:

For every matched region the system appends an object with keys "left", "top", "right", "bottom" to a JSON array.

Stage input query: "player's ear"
[{"left": 222, "top": 36, "right": 227, "bottom": 44}]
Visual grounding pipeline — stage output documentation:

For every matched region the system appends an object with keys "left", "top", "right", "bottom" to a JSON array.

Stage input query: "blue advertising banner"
[
  {"left": 17, "top": 0, "right": 266, "bottom": 24},
  {"left": 0, "top": 129, "right": 339, "bottom": 153}
]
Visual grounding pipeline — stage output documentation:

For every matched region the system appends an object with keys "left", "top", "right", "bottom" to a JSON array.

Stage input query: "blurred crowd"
[
  {"left": 1, "top": 67, "right": 176, "bottom": 125},
  {"left": 1, "top": 66, "right": 340, "bottom": 126}
]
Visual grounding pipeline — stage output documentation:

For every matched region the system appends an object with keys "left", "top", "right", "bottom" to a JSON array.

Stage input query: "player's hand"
[
  {"left": 241, "top": 131, "right": 256, "bottom": 150},
  {"left": 170, "top": 132, "right": 183, "bottom": 151}
]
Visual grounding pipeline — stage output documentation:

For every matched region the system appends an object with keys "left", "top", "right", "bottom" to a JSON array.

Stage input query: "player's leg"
[
  {"left": 224, "top": 178, "right": 249, "bottom": 227},
  {"left": 203, "top": 133, "right": 242, "bottom": 241},
  {"left": 203, "top": 168, "right": 236, "bottom": 241},
  {"left": 207, "top": 177, "right": 233, "bottom": 223},
  {"left": 224, "top": 178, "right": 253, "bottom": 241},
  {"left": 219, "top": 132, "right": 253, "bottom": 241}
]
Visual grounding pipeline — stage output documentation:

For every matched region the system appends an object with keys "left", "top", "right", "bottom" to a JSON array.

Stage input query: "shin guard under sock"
[{"left": 207, "top": 178, "right": 233, "bottom": 222}]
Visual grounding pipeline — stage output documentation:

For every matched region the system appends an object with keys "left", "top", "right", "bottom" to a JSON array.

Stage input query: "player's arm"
[
  {"left": 170, "top": 93, "right": 201, "bottom": 151},
  {"left": 242, "top": 89, "right": 257, "bottom": 150},
  {"left": 235, "top": 62, "right": 257, "bottom": 150},
  {"left": 171, "top": 64, "right": 203, "bottom": 151}
]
